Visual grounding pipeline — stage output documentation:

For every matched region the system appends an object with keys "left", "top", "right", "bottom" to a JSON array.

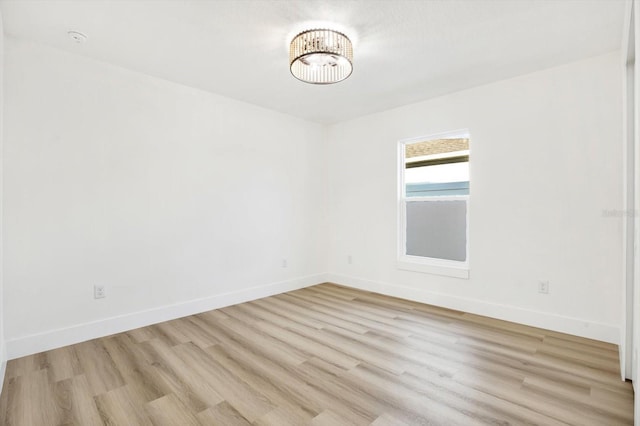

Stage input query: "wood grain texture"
[{"left": 0, "top": 283, "right": 633, "bottom": 425}]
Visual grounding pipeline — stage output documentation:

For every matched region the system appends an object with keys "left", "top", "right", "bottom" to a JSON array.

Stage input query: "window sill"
[{"left": 397, "top": 256, "right": 469, "bottom": 279}]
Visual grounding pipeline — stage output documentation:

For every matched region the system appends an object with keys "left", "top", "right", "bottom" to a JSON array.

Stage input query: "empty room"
[{"left": 0, "top": 0, "right": 637, "bottom": 424}]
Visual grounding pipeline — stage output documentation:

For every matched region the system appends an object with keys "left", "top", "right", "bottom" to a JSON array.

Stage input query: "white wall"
[
  {"left": 327, "top": 52, "right": 623, "bottom": 343},
  {"left": 0, "top": 8, "right": 5, "bottom": 388},
  {"left": 0, "top": 36, "right": 625, "bottom": 359},
  {"left": 3, "top": 38, "right": 327, "bottom": 358},
  {"left": 626, "top": 0, "right": 640, "bottom": 415}
]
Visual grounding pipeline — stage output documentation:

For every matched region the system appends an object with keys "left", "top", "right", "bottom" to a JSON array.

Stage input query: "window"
[{"left": 398, "top": 130, "right": 470, "bottom": 278}]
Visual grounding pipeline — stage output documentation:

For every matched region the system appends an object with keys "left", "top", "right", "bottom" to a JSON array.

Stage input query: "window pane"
[
  {"left": 405, "top": 200, "right": 467, "bottom": 261},
  {"left": 405, "top": 162, "right": 469, "bottom": 184},
  {"left": 405, "top": 161, "right": 469, "bottom": 196}
]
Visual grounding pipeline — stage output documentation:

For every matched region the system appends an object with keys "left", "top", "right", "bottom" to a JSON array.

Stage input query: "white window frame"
[{"left": 397, "top": 129, "right": 470, "bottom": 279}]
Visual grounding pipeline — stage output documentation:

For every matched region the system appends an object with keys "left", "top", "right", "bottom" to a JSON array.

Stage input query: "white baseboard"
[
  {"left": 0, "top": 340, "right": 5, "bottom": 397},
  {"left": 328, "top": 273, "right": 619, "bottom": 344},
  {"left": 0, "top": 358, "right": 5, "bottom": 397},
  {"left": 4, "top": 272, "right": 620, "bottom": 360},
  {"left": 6, "top": 273, "right": 328, "bottom": 360}
]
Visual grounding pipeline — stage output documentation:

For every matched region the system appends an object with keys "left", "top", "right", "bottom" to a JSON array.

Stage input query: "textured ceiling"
[{"left": 0, "top": 0, "right": 626, "bottom": 124}]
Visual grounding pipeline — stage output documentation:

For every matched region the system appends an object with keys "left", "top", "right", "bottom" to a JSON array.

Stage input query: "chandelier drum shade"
[{"left": 289, "top": 29, "right": 353, "bottom": 84}]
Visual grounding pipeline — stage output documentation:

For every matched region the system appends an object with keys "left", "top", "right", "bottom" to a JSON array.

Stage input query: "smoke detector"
[{"left": 67, "top": 31, "right": 87, "bottom": 44}]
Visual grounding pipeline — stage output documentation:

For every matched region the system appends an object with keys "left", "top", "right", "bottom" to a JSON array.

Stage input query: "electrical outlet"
[
  {"left": 538, "top": 280, "right": 549, "bottom": 294},
  {"left": 94, "top": 285, "right": 106, "bottom": 299},
  {"left": 282, "top": 259, "right": 288, "bottom": 268},
  {"left": 347, "top": 255, "right": 353, "bottom": 264}
]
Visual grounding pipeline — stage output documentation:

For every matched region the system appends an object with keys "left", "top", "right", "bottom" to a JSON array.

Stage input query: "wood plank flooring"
[{"left": 0, "top": 283, "right": 634, "bottom": 425}]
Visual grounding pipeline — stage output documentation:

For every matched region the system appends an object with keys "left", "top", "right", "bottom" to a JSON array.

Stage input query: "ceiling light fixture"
[{"left": 289, "top": 29, "right": 353, "bottom": 85}]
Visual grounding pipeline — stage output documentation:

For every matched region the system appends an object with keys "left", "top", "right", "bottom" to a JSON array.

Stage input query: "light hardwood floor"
[{"left": 0, "top": 283, "right": 634, "bottom": 425}]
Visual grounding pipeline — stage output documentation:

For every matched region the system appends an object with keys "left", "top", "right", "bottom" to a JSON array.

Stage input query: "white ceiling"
[{"left": 0, "top": 0, "right": 625, "bottom": 124}]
